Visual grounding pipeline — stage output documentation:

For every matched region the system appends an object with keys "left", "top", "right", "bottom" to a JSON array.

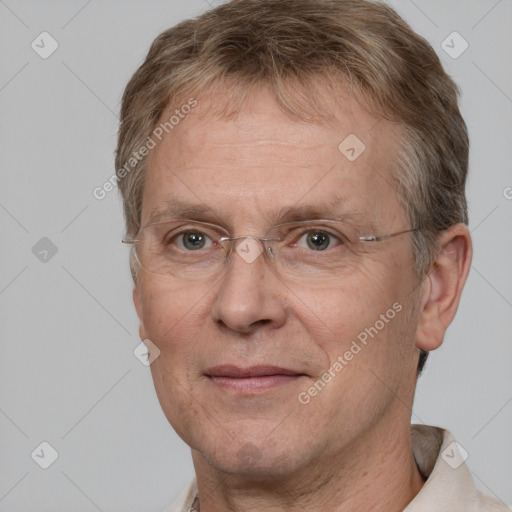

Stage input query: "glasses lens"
[
  {"left": 131, "top": 219, "right": 364, "bottom": 281},
  {"left": 265, "top": 220, "right": 360, "bottom": 280},
  {"left": 135, "top": 221, "right": 228, "bottom": 279}
]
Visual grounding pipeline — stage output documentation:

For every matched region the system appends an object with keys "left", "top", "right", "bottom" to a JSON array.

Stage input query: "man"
[{"left": 116, "top": 0, "right": 507, "bottom": 510}]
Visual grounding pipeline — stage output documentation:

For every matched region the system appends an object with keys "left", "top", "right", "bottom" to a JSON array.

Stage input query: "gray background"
[{"left": 1, "top": 0, "right": 511, "bottom": 510}]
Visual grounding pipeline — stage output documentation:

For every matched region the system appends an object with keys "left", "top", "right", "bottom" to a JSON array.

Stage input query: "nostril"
[
  {"left": 214, "top": 316, "right": 273, "bottom": 334},
  {"left": 251, "top": 318, "right": 272, "bottom": 327}
]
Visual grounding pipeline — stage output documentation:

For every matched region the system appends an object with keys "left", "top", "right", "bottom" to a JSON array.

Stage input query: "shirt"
[{"left": 165, "top": 425, "right": 509, "bottom": 512}]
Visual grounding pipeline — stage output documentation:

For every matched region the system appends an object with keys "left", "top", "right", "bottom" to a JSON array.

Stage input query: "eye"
[
  {"left": 296, "top": 230, "right": 342, "bottom": 251},
  {"left": 174, "top": 231, "right": 214, "bottom": 251}
]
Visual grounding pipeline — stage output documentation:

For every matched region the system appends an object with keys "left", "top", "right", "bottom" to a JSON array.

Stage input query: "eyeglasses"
[{"left": 122, "top": 219, "right": 418, "bottom": 281}]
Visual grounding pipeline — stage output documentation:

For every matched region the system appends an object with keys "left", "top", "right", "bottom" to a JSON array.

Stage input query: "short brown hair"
[{"left": 116, "top": 0, "right": 469, "bottom": 374}]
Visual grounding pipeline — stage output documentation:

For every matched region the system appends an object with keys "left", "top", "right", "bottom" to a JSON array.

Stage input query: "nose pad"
[{"left": 222, "top": 236, "right": 279, "bottom": 270}]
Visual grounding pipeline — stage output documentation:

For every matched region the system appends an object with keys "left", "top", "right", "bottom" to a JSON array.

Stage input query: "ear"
[
  {"left": 133, "top": 286, "right": 148, "bottom": 341},
  {"left": 415, "top": 224, "right": 472, "bottom": 352}
]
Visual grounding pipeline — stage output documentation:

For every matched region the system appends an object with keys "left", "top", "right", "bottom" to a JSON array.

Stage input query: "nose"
[{"left": 211, "top": 239, "right": 287, "bottom": 334}]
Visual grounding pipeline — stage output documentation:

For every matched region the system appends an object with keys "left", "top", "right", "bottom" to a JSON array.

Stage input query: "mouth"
[{"left": 204, "top": 365, "right": 307, "bottom": 393}]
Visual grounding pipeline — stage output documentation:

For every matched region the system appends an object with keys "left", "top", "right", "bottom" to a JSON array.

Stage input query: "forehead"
[{"left": 142, "top": 86, "right": 405, "bottom": 229}]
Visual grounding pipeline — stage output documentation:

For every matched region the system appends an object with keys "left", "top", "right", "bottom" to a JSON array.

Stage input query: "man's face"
[{"left": 134, "top": 88, "right": 423, "bottom": 477}]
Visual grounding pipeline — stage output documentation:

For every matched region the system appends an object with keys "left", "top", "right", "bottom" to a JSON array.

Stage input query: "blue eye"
[
  {"left": 307, "top": 232, "right": 330, "bottom": 250},
  {"left": 176, "top": 231, "right": 213, "bottom": 251},
  {"left": 297, "top": 230, "right": 341, "bottom": 251}
]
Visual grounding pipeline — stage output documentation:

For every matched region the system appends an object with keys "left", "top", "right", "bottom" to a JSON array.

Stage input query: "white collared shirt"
[{"left": 165, "top": 425, "right": 509, "bottom": 512}]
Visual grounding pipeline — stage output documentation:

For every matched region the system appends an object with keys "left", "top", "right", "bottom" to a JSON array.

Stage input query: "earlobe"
[
  {"left": 133, "top": 286, "right": 147, "bottom": 341},
  {"left": 415, "top": 224, "right": 472, "bottom": 352}
]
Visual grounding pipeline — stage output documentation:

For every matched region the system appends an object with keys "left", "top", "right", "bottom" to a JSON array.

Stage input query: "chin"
[
  {"left": 205, "top": 452, "right": 296, "bottom": 480},
  {"left": 194, "top": 430, "right": 312, "bottom": 481}
]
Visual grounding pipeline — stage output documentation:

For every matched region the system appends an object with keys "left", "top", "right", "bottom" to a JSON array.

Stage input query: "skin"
[{"left": 132, "top": 86, "right": 472, "bottom": 511}]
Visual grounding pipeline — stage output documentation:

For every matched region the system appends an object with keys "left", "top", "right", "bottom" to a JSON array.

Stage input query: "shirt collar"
[{"left": 405, "top": 424, "right": 506, "bottom": 511}]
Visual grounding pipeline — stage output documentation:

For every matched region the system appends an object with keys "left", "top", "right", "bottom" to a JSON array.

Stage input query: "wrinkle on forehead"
[
  {"left": 143, "top": 86, "right": 405, "bottom": 234},
  {"left": 145, "top": 196, "right": 377, "bottom": 232}
]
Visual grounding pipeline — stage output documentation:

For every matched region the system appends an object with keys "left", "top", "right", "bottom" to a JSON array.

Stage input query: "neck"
[{"left": 191, "top": 418, "right": 426, "bottom": 512}]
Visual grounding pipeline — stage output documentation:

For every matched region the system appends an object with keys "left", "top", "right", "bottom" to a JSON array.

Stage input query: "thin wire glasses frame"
[{"left": 121, "top": 218, "right": 420, "bottom": 280}]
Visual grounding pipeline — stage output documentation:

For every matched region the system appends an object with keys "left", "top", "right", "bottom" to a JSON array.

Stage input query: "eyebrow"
[
  {"left": 146, "top": 199, "right": 220, "bottom": 226},
  {"left": 145, "top": 197, "right": 374, "bottom": 229},
  {"left": 273, "top": 201, "right": 370, "bottom": 225}
]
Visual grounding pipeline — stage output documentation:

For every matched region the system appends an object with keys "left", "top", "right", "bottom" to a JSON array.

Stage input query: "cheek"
[
  {"left": 287, "top": 263, "right": 393, "bottom": 335},
  {"left": 138, "top": 279, "right": 217, "bottom": 385},
  {"left": 140, "top": 279, "right": 208, "bottom": 338},
  {"left": 140, "top": 281, "right": 215, "bottom": 438},
  {"left": 290, "top": 258, "right": 415, "bottom": 375},
  {"left": 295, "top": 293, "right": 416, "bottom": 435}
]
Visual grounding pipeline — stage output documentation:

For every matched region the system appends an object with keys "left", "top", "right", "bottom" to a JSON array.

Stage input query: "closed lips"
[{"left": 205, "top": 365, "right": 306, "bottom": 378}]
